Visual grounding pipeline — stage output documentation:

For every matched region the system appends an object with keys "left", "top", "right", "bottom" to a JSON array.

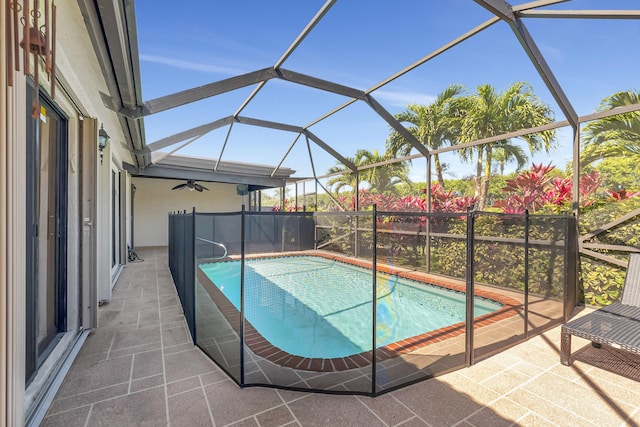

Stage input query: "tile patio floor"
[{"left": 42, "top": 247, "right": 640, "bottom": 426}]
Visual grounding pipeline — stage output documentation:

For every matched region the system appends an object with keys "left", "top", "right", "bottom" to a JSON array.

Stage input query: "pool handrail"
[{"left": 196, "top": 237, "right": 228, "bottom": 259}]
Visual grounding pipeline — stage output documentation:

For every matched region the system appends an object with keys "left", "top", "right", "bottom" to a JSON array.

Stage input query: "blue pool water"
[{"left": 199, "top": 256, "right": 502, "bottom": 359}]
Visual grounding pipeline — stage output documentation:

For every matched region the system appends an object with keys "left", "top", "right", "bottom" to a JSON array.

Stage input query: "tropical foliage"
[
  {"left": 585, "top": 157, "right": 640, "bottom": 191},
  {"left": 492, "top": 164, "right": 605, "bottom": 214},
  {"left": 581, "top": 89, "right": 640, "bottom": 167},
  {"left": 322, "top": 185, "right": 475, "bottom": 214},
  {"left": 430, "top": 184, "right": 477, "bottom": 213},
  {"left": 576, "top": 89, "right": 640, "bottom": 305},
  {"left": 579, "top": 196, "right": 640, "bottom": 305},
  {"left": 271, "top": 86, "right": 640, "bottom": 307},
  {"left": 456, "top": 82, "right": 556, "bottom": 209},
  {"left": 326, "top": 149, "right": 411, "bottom": 195},
  {"left": 387, "top": 84, "right": 465, "bottom": 189}
]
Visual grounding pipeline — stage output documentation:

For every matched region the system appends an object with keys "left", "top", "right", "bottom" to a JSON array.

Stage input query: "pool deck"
[{"left": 42, "top": 247, "right": 640, "bottom": 426}]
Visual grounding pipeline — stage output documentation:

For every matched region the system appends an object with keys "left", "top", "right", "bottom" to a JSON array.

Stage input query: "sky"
[{"left": 133, "top": 0, "right": 640, "bottom": 188}]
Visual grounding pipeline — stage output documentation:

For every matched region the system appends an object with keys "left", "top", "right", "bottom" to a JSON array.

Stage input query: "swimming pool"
[{"left": 199, "top": 255, "right": 503, "bottom": 360}]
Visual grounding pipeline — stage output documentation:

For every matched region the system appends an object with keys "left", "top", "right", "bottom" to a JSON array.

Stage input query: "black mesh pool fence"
[{"left": 167, "top": 208, "right": 578, "bottom": 396}]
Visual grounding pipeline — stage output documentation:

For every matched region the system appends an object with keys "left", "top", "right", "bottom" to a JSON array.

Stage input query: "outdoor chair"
[{"left": 561, "top": 253, "right": 640, "bottom": 366}]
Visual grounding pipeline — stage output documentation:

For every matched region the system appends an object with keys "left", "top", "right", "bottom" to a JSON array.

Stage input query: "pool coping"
[{"left": 196, "top": 251, "right": 522, "bottom": 372}]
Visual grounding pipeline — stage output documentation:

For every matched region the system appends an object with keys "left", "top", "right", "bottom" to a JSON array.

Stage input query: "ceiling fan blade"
[
  {"left": 190, "top": 182, "right": 208, "bottom": 191},
  {"left": 173, "top": 179, "right": 209, "bottom": 192}
]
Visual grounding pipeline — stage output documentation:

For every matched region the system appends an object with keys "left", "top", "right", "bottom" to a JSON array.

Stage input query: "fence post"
[
  {"left": 465, "top": 206, "right": 475, "bottom": 367},
  {"left": 524, "top": 210, "right": 530, "bottom": 339},
  {"left": 425, "top": 212, "right": 431, "bottom": 274},
  {"left": 564, "top": 214, "right": 579, "bottom": 321},
  {"left": 179, "top": 213, "right": 185, "bottom": 305},
  {"left": 297, "top": 213, "right": 301, "bottom": 252},
  {"left": 371, "top": 205, "right": 378, "bottom": 396},
  {"left": 240, "top": 205, "right": 246, "bottom": 386},
  {"left": 189, "top": 207, "right": 196, "bottom": 342},
  {"left": 168, "top": 213, "right": 172, "bottom": 275},
  {"left": 314, "top": 213, "right": 318, "bottom": 250},
  {"left": 281, "top": 215, "right": 285, "bottom": 253},
  {"left": 354, "top": 214, "right": 360, "bottom": 258},
  {"left": 425, "top": 159, "right": 431, "bottom": 274}
]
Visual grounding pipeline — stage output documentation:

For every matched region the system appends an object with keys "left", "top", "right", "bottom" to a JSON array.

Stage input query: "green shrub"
[{"left": 578, "top": 197, "right": 640, "bottom": 305}]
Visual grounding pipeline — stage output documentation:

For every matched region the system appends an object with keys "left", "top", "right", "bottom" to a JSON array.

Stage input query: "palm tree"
[
  {"left": 326, "top": 149, "right": 411, "bottom": 195},
  {"left": 493, "top": 144, "right": 528, "bottom": 175},
  {"left": 457, "top": 82, "right": 556, "bottom": 209},
  {"left": 386, "top": 84, "right": 466, "bottom": 189},
  {"left": 326, "top": 163, "right": 356, "bottom": 194},
  {"left": 581, "top": 90, "right": 640, "bottom": 167}
]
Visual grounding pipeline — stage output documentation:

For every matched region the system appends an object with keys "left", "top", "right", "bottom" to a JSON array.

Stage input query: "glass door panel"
[
  {"left": 111, "top": 167, "right": 121, "bottom": 277},
  {"left": 25, "top": 85, "right": 68, "bottom": 384},
  {"left": 36, "top": 104, "right": 60, "bottom": 355}
]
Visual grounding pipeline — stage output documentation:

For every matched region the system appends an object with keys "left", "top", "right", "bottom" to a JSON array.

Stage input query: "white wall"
[
  {"left": 2, "top": 0, "right": 138, "bottom": 422},
  {"left": 133, "top": 178, "right": 245, "bottom": 247},
  {"left": 51, "top": 0, "right": 135, "bottom": 302}
]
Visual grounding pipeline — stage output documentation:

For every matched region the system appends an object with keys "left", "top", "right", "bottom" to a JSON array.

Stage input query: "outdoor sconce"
[{"left": 98, "top": 124, "right": 110, "bottom": 164}]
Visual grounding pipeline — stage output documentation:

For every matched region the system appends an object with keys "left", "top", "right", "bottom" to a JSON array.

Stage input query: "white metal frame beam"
[
  {"left": 519, "top": 10, "right": 640, "bottom": 19},
  {"left": 509, "top": 17, "right": 578, "bottom": 127},
  {"left": 106, "top": 0, "right": 639, "bottom": 180},
  {"left": 474, "top": 0, "right": 579, "bottom": 127},
  {"left": 304, "top": 130, "right": 356, "bottom": 172},
  {"left": 512, "top": 0, "right": 570, "bottom": 12},
  {"left": 135, "top": 68, "right": 278, "bottom": 118},
  {"left": 146, "top": 117, "right": 235, "bottom": 152},
  {"left": 473, "top": 0, "right": 515, "bottom": 21}
]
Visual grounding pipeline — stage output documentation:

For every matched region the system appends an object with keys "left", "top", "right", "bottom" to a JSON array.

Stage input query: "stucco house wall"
[
  {"left": 1, "top": 0, "right": 138, "bottom": 424},
  {"left": 133, "top": 177, "right": 245, "bottom": 247}
]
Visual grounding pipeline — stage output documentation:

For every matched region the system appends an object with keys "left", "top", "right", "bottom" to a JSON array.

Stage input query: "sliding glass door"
[
  {"left": 25, "top": 85, "right": 68, "bottom": 385},
  {"left": 111, "top": 166, "right": 121, "bottom": 278}
]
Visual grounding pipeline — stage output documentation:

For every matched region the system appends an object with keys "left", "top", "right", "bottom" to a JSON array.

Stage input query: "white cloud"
[
  {"left": 372, "top": 90, "right": 437, "bottom": 108},
  {"left": 139, "top": 53, "right": 247, "bottom": 76}
]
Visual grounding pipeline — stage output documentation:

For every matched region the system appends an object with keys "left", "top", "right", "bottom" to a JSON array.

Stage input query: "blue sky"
[{"left": 134, "top": 0, "right": 639, "bottom": 185}]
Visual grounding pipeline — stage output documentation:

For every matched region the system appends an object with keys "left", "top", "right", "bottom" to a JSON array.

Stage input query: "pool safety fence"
[{"left": 168, "top": 207, "right": 578, "bottom": 396}]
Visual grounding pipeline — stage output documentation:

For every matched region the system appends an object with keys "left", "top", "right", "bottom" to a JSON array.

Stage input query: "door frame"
[{"left": 80, "top": 118, "right": 98, "bottom": 329}]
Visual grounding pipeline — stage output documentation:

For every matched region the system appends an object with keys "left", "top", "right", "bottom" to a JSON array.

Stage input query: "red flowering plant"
[
  {"left": 330, "top": 194, "right": 356, "bottom": 212},
  {"left": 604, "top": 188, "right": 640, "bottom": 201},
  {"left": 374, "top": 194, "right": 426, "bottom": 233},
  {"left": 493, "top": 164, "right": 611, "bottom": 214},
  {"left": 389, "top": 194, "right": 427, "bottom": 212},
  {"left": 271, "top": 198, "right": 305, "bottom": 212},
  {"left": 493, "top": 163, "right": 556, "bottom": 214},
  {"left": 430, "top": 184, "right": 477, "bottom": 213},
  {"left": 577, "top": 170, "right": 605, "bottom": 208},
  {"left": 427, "top": 183, "right": 477, "bottom": 232}
]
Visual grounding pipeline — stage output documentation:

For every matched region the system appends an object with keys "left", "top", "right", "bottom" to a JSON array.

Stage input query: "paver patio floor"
[{"left": 42, "top": 247, "right": 640, "bottom": 426}]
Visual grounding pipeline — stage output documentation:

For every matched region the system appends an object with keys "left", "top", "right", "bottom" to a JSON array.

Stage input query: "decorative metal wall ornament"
[{"left": 6, "top": 0, "right": 57, "bottom": 116}]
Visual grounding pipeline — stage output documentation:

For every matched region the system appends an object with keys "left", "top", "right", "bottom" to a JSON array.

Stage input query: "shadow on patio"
[{"left": 41, "top": 247, "right": 640, "bottom": 426}]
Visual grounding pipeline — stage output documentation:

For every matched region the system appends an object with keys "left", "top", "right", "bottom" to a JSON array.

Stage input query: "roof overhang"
[
  {"left": 78, "top": 0, "right": 150, "bottom": 167},
  {"left": 124, "top": 154, "right": 295, "bottom": 190}
]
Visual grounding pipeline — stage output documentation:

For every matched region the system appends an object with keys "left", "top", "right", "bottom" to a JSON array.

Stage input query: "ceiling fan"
[{"left": 171, "top": 179, "right": 209, "bottom": 192}]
